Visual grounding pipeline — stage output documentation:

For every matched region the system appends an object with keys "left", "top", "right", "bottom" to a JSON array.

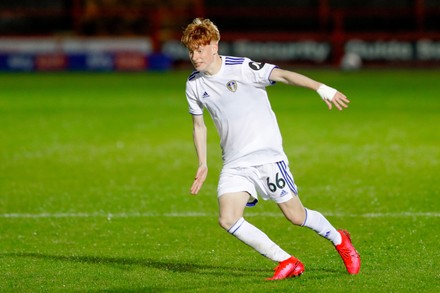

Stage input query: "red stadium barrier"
[{"left": 1, "top": 0, "right": 439, "bottom": 68}]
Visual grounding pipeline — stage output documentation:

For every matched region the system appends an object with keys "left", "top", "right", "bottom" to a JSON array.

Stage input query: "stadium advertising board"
[
  {"left": 345, "top": 39, "right": 440, "bottom": 61},
  {"left": 163, "top": 40, "right": 331, "bottom": 63},
  {"left": 163, "top": 38, "right": 440, "bottom": 67},
  {"left": 0, "top": 38, "right": 152, "bottom": 71},
  {"left": 1, "top": 37, "right": 440, "bottom": 71}
]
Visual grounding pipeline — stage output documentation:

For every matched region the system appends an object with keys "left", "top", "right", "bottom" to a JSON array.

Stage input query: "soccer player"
[{"left": 181, "top": 18, "right": 360, "bottom": 280}]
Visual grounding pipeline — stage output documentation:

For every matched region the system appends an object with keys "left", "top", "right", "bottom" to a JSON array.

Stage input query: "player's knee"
[
  {"left": 278, "top": 197, "right": 307, "bottom": 225},
  {"left": 284, "top": 209, "right": 306, "bottom": 226},
  {"left": 218, "top": 215, "right": 240, "bottom": 231}
]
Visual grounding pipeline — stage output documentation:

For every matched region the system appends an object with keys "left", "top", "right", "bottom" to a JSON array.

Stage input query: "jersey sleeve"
[
  {"left": 185, "top": 79, "right": 204, "bottom": 115},
  {"left": 244, "top": 58, "right": 278, "bottom": 87}
]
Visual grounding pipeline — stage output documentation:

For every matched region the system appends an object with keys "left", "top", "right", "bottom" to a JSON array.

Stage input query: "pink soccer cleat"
[
  {"left": 335, "top": 230, "right": 361, "bottom": 274},
  {"left": 266, "top": 256, "right": 305, "bottom": 281}
]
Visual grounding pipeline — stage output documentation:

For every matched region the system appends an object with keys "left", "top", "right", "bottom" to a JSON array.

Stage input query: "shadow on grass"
[{"left": 1, "top": 252, "right": 268, "bottom": 277}]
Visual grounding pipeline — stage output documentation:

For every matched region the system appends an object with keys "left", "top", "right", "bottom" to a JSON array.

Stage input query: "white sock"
[
  {"left": 303, "top": 208, "right": 342, "bottom": 245},
  {"left": 228, "top": 217, "right": 291, "bottom": 262}
]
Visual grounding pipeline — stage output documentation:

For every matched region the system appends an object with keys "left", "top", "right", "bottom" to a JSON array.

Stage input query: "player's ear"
[{"left": 211, "top": 41, "right": 219, "bottom": 55}]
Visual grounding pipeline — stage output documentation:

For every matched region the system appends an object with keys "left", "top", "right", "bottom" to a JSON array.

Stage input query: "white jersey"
[{"left": 185, "top": 56, "right": 287, "bottom": 168}]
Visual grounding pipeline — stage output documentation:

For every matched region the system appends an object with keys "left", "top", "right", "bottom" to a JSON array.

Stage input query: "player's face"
[{"left": 188, "top": 42, "right": 218, "bottom": 73}]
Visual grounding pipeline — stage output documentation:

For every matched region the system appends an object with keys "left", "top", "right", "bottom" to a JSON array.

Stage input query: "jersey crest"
[{"left": 226, "top": 80, "right": 238, "bottom": 92}]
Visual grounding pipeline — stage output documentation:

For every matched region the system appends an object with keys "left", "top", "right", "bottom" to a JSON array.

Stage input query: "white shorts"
[{"left": 217, "top": 160, "right": 298, "bottom": 206}]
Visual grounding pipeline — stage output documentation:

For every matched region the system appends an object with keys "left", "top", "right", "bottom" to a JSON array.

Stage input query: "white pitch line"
[{"left": 0, "top": 211, "right": 439, "bottom": 219}]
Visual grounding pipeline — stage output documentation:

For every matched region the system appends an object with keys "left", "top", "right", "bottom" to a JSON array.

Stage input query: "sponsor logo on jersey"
[
  {"left": 249, "top": 61, "right": 265, "bottom": 70},
  {"left": 226, "top": 80, "right": 238, "bottom": 92},
  {"left": 202, "top": 91, "right": 210, "bottom": 98}
]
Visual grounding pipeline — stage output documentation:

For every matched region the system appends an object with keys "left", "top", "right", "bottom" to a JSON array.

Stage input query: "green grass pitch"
[{"left": 0, "top": 69, "right": 439, "bottom": 292}]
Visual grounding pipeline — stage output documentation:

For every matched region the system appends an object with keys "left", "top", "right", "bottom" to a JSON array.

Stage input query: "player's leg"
[
  {"left": 278, "top": 196, "right": 341, "bottom": 244},
  {"left": 271, "top": 160, "right": 360, "bottom": 274},
  {"left": 278, "top": 196, "right": 360, "bottom": 274},
  {"left": 219, "top": 191, "right": 291, "bottom": 262},
  {"left": 217, "top": 191, "right": 249, "bottom": 230},
  {"left": 275, "top": 193, "right": 306, "bottom": 225},
  {"left": 218, "top": 192, "right": 304, "bottom": 280}
]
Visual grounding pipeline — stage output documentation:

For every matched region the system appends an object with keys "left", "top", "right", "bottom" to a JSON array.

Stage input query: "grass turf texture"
[{"left": 0, "top": 70, "right": 439, "bottom": 292}]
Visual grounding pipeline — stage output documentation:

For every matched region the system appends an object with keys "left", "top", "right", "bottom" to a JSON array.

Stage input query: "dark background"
[{"left": 1, "top": 0, "right": 439, "bottom": 37}]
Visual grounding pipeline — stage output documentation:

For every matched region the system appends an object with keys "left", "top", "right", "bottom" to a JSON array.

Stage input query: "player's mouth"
[{"left": 193, "top": 62, "right": 202, "bottom": 68}]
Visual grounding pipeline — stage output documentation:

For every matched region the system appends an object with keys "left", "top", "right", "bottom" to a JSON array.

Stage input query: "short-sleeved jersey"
[{"left": 185, "top": 56, "right": 287, "bottom": 168}]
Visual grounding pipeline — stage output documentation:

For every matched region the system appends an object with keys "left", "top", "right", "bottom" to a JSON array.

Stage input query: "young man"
[{"left": 181, "top": 18, "right": 360, "bottom": 280}]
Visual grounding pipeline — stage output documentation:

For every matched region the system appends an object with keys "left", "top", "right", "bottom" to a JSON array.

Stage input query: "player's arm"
[
  {"left": 269, "top": 68, "right": 350, "bottom": 111},
  {"left": 190, "top": 114, "right": 208, "bottom": 195}
]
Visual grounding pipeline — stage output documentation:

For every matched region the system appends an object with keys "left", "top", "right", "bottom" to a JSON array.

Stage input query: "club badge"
[{"left": 226, "top": 80, "right": 238, "bottom": 92}]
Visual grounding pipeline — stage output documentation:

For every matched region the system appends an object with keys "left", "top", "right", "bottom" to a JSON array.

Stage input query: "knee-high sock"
[
  {"left": 302, "top": 208, "right": 342, "bottom": 245},
  {"left": 228, "top": 217, "right": 291, "bottom": 262}
]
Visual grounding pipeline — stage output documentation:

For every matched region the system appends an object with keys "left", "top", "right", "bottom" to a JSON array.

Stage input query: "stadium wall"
[{"left": 1, "top": 1, "right": 440, "bottom": 71}]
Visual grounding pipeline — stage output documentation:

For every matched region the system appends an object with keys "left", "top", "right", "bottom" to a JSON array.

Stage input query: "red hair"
[{"left": 181, "top": 18, "right": 220, "bottom": 50}]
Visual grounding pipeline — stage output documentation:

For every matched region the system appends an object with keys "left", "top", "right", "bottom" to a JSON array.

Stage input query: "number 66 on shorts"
[
  {"left": 217, "top": 160, "right": 298, "bottom": 205},
  {"left": 264, "top": 161, "right": 298, "bottom": 202}
]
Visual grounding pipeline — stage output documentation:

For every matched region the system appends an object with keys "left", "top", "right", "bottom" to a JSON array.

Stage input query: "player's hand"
[
  {"left": 190, "top": 164, "right": 208, "bottom": 195},
  {"left": 325, "top": 91, "right": 350, "bottom": 111},
  {"left": 317, "top": 84, "right": 350, "bottom": 111}
]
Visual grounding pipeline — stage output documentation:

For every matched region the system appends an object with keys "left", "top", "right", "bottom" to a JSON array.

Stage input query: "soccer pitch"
[{"left": 1, "top": 70, "right": 439, "bottom": 292}]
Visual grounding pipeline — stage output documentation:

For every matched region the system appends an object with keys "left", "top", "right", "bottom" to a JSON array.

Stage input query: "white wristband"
[{"left": 317, "top": 84, "right": 337, "bottom": 101}]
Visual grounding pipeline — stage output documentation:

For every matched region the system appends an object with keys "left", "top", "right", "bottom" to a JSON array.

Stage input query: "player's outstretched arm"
[
  {"left": 190, "top": 115, "right": 208, "bottom": 195},
  {"left": 269, "top": 68, "right": 350, "bottom": 111}
]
